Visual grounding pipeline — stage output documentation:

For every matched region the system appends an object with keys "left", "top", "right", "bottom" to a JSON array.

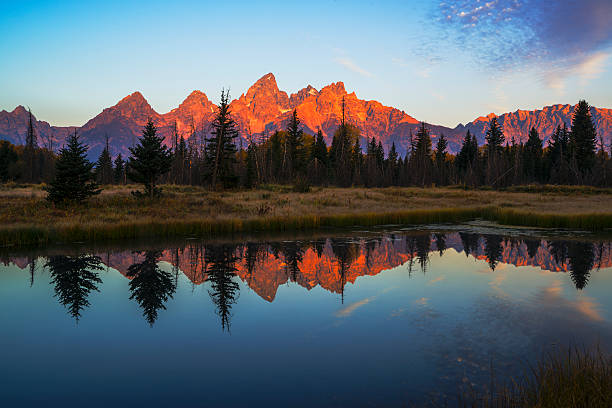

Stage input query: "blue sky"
[{"left": 1, "top": 0, "right": 611, "bottom": 127}]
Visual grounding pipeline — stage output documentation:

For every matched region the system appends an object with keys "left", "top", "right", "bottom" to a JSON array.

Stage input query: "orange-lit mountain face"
[{"left": 1, "top": 73, "right": 611, "bottom": 159}]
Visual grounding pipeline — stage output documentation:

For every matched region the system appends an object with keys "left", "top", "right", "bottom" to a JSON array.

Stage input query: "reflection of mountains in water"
[{"left": 8, "top": 232, "right": 610, "bottom": 300}]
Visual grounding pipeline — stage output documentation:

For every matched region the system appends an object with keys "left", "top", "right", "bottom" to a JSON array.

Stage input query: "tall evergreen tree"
[
  {"left": 412, "top": 122, "right": 433, "bottom": 186},
  {"left": 205, "top": 90, "right": 239, "bottom": 189},
  {"left": 285, "top": 109, "right": 304, "bottom": 179},
  {"left": 435, "top": 133, "right": 448, "bottom": 185},
  {"left": 0, "top": 141, "right": 18, "bottom": 182},
  {"left": 523, "top": 127, "right": 542, "bottom": 182},
  {"left": 24, "top": 108, "right": 38, "bottom": 182},
  {"left": 128, "top": 119, "right": 172, "bottom": 198},
  {"left": 485, "top": 117, "right": 504, "bottom": 185},
  {"left": 245, "top": 140, "right": 258, "bottom": 188},
  {"left": 113, "top": 154, "right": 125, "bottom": 184},
  {"left": 95, "top": 135, "right": 113, "bottom": 184},
  {"left": 570, "top": 100, "right": 597, "bottom": 175},
  {"left": 45, "top": 131, "right": 100, "bottom": 204}
]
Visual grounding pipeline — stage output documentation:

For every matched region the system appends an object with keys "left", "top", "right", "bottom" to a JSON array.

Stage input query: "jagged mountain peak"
[
  {"left": 179, "top": 90, "right": 211, "bottom": 107},
  {"left": 320, "top": 81, "right": 347, "bottom": 96},
  {"left": 117, "top": 91, "right": 147, "bottom": 105}
]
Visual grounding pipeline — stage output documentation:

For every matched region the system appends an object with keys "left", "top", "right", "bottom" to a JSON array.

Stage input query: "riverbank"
[{"left": 1, "top": 184, "right": 611, "bottom": 247}]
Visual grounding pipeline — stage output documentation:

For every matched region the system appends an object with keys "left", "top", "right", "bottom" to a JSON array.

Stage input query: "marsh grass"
[
  {"left": 458, "top": 346, "right": 612, "bottom": 408},
  {"left": 1, "top": 184, "right": 611, "bottom": 247}
]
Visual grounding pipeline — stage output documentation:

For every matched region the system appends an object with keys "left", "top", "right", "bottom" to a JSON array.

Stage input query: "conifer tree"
[
  {"left": 0, "top": 141, "right": 18, "bottom": 182},
  {"left": 435, "top": 133, "right": 448, "bottom": 185},
  {"left": 412, "top": 122, "right": 433, "bottom": 186},
  {"left": 128, "top": 119, "right": 172, "bottom": 198},
  {"left": 485, "top": 117, "right": 504, "bottom": 185},
  {"left": 46, "top": 130, "right": 100, "bottom": 204},
  {"left": 245, "top": 141, "right": 257, "bottom": 188},
  {"left": 312, "top": 129, "right": 328, "bottom": 167},
  {"left": 570, "top": 100, "right": 597, "bottom": 175},
  {"left": 24, "top": 108, "right": 38, "bottom": 182},
  {"left": 285, "top": 109, "right": 304, "bottom": 179},
  {"left": 95, "top": 135, "right": 113, "bottom": 184},
  {"left": 113, "top": 154, "right": 125, "bottom": 184},
  {"left": 205, "top": 90, "right": 239, "bottom": 189},
  {"left": 523, "top": 127, "right": 542, "bottom": 182}
]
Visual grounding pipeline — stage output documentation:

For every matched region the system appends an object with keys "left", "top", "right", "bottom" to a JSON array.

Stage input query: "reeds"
[
  {"left": 1, "top": 184, "right": 611, "bottom": 247},
  {"left": 458, "top": 346, "right": 612, "bottom": 408}
]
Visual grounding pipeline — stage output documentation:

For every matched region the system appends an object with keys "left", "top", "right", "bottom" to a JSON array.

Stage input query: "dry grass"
[
  {"left": 458, "top": 346, "right": 612, "bottom": 408},
  {"left": 0, "top": 184, "right": 611, "bottom": 246}
]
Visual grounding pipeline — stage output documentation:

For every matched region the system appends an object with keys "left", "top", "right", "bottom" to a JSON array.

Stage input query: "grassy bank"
[
  {"left": 459, "top": 346, "right": 612, "bottom": 408},
  {"left": 1, "top": 184, "right": 611, "bottom": 247}
]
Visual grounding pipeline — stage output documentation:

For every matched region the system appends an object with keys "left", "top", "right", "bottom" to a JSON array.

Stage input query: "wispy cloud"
[
  {"left": 542, "top": 51, "right": 611, "bottom": 91},
  {"left": 335, "top": 296, "right": 374, "bottom": 317},
  {"left": 428, "top": 276, "right": 446, "bottom": 285},
  {"left": 432, "top": 0, "right": 612, "bottom": 77},
  {"left": 335, "top": 57, "right": 373, "bottom": 78}
]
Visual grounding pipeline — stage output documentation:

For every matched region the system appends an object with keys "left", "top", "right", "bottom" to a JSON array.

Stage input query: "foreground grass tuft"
[{"left": 459, "top": 346, "right": 612, "bottom": 408}]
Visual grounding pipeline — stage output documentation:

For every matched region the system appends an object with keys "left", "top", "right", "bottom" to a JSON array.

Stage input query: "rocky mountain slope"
[{"left": 1, "top": 73, "right": 611, "bottom": 159}]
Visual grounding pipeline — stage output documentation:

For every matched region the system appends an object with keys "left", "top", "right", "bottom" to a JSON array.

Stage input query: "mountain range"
[{"left": 1, "top": 73, "right": 611, "bottom": 159}]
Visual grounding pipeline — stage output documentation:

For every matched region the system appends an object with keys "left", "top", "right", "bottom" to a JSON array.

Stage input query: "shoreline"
[{"left": 1, "top": 184, "right": 611, "bottom": 247}]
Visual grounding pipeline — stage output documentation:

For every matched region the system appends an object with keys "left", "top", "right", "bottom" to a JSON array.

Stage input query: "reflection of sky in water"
[{"left": 1, "top": 238, "right": 611, "bottom": 407}]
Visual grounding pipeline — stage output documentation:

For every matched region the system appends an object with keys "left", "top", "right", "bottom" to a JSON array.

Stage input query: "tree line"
[{"left": 1, "top": 96, "right": 610, "bottom": 204}]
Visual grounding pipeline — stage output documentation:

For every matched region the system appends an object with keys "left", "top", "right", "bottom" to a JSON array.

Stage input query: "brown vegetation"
[{"left": 0, "top": 183, "right": 611, "bottom": 247}]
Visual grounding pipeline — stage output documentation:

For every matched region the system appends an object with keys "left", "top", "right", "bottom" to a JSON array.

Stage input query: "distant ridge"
[{"left": 1, "top": 73, "right": 611, "bottom": 159}]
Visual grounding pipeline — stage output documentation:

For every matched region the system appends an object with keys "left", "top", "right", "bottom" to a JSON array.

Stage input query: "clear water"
[{"left": 1, "top": 226, "right": 611, "bottom": 407}]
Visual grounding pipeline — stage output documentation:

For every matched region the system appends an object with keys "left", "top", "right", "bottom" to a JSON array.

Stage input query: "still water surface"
[{"left": 1, "top": 226, "right": 612, "bottom": 407}]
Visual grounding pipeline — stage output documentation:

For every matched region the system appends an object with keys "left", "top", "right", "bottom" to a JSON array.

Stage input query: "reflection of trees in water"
[
  {"left": 244, "top": 242, "right": 264, "bottom": 287},
  {"left": 415, "top": 234, "right": 431, "bottom": 273},
  {"left": 330, "top": 239, "right": 358, "bottom": 303},
  {"left": 434, "top": 233, "right": 446, "bottom": 257},
  {"left": 282, "top": 241, "right": 304, "bottom": 282},
  {"left": 483, "top": 234, "right": 503, "bottom": 271},
  {"left": 525, "top": 238, "right": 541, "bottom": 259},
  {"left": 46, "top": 254, "right": 103, "bottom": 322},
  {"left": 127, "top": 251, "right": 176, "bottom": 326},
  {"left": 547, "top": 240, "right": 596, "bottom": 290},
  {"left": 567, "top": 242, "right": 595, "bottom": 290},
  {"left": 205, "top": 245, "right": 240, "bottom": 332},
  {"left": 459, "top": 232, "right": 479, "bottom": 258}
]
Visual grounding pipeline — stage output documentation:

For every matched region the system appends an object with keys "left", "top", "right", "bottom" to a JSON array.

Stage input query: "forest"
[{"left": 1, "top": 95, "right": 611, "bottom": 204}]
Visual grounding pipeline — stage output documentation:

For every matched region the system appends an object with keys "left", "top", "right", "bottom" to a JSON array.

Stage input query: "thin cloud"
[
  {"left": 335, "top": 57, "right": 373, "bottom": 78},
  {"left": 335, "top": 296, "right": 374, "bottom": 317},
  {"left": 432, "top": 0, "right": 612, "bottom": 76}
]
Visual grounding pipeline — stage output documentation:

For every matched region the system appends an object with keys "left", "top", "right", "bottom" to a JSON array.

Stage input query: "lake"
[{"left": 1, "top": 224, "right": 611, "bottom": 407}]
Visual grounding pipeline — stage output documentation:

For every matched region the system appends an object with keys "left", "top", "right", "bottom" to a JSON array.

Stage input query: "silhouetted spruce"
[
  {"left": 128, "top": 119, "right": 172, "bottom": 198},
  {"left": 0, "top": 141, "right": 18, "bottom": 182},
  {"left": 570, "top": 100, "right": 597, "bottom": 175},
  {"left": 523, "top": 127, "right": 543, "bottom": 182},
  {"left": 285, "top": 109, "right": 305, "bottom": 179},
  {"left": 113, "top": 154, "right": 125, "bottom": 184},
  {"left": 205, "top": 90, "right": 239, "bottom": 189},
  {"left": 45, "top": 131, "right": 100, "bottom": 204},
  {"left": 95, "top": 136, "right": 113, "bottom": 184}
]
